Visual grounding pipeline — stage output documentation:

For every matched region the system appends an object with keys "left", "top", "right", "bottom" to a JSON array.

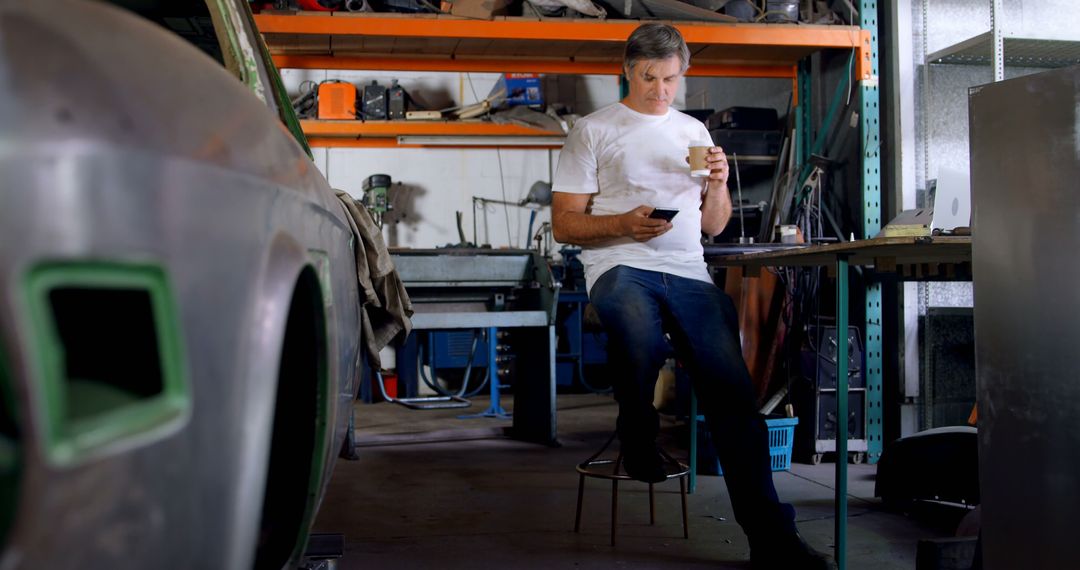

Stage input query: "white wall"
[{"left": 282, "top": 69, "right": 700, "bottom": 249}]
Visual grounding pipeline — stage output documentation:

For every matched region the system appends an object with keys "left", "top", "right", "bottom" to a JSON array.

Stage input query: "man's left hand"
[{"left": 706, "top": 146, "right": 728, "bottom": 187}]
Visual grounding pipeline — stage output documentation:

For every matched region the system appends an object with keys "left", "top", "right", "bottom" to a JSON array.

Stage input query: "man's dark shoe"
[
  {"left": 621, "top": 445, "right": 667, "bottom": 484},
  {"left": 750, "top": 533, "right": 836, "bottom": 570}
]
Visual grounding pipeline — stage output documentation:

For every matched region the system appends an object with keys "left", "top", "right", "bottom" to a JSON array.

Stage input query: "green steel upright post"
[
  {"left": 860, "top": 0, "right": 883, "bottom": 464},
  {"left": 797, "top": 61, "right": 812, "bottom": 166}
]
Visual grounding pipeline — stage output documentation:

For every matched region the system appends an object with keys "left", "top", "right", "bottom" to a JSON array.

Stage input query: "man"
[{"left": 551, "top": 23, "right": 835, "bottom": 569}]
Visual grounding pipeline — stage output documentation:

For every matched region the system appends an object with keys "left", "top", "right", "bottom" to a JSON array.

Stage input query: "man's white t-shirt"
[{"left": 553, "top": 102, "right": 715, "bottom": 292}]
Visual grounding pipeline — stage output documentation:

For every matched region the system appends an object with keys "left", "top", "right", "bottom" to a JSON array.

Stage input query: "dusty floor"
[{"left": 312, "top": 393, "right": 957, "bottom": 569}]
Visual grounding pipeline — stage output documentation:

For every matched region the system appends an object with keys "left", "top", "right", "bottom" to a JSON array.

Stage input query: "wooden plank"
[
  {"left": 264, "top": 32, "right": 330, "bottom": 55},
  {"left": 707, "top": 237, "right": 972, "bottom": 268},
  {"left": 453, "top": 38, "right": 495, "bottom": 56},
  {"left": 875, "top": 257, "right": 897, "bottom": 272}
]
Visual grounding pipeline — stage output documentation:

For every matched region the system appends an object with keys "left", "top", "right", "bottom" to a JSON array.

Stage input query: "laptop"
[{"left": 931, "top": 167, "right": 972, "bottom": 233}]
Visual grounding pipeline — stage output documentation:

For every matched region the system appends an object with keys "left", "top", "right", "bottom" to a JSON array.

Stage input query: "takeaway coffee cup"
[{"left": 688, "top": 142, "right": 712, "bottom": 177}]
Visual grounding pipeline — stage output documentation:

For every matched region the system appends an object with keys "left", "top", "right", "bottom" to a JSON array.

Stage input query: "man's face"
[{"left": 624, "top": 55, "right": 683, "bottom": 115}]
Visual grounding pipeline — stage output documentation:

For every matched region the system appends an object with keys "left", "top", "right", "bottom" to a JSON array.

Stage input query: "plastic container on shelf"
[
  {"left": 765, "top": 0, "right": 799, "bottom": 23},
  {"left": 722, "top": 0, "right": 757, "bottom": 22}
]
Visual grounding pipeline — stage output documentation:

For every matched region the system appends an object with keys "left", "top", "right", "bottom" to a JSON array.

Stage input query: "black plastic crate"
[
  {"left": 706, "top": 106, "right": 779, "bottom": 131},
  {"left": 708, "top": 129, "right": 782, "bottom": 157}
]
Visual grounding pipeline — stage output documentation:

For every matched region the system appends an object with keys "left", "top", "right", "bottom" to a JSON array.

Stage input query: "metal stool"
[{"left": 573, "top": 432, "right": 690, "bottom": 546}]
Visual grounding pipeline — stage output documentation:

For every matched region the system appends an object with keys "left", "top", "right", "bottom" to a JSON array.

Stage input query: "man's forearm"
[
  {"left": 552, "top": 211, "right": 629, "bottom": 245},
  {"left": 700, "top": 181, "right": 733, "bottom": 237}
]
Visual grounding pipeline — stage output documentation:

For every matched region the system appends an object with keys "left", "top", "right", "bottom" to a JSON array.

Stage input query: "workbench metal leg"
[
  {"left": 574, "top": 473, "right": 585, "bottom": 533},
  {"left": 506, "top": 325, "right": 557, "bottom": 445},
  {"left": 649, "top": 483, "right": 655, "bottom": 525},
  {"left": 836, "top": 254, "right": 850, "bottom": 570},
  {"left": 484, "top": 326, "right": 509, "bottom": 417},
  {"left": 460, "top": 327, "right": 511, "bottom": 420},
  {"left": 679, "top": 476, "right": 689, "bottom": 539},
  {"left": 611, "top": 479, "right": 619, "bottom": 546},
  {"left": 689, "top": 391, "right": 698, "bottom": 494}
]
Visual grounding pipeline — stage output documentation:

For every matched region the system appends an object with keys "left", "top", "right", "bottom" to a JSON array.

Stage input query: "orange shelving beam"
[
  {"left": 301, "top": 119, "right": 563, "bottom": 137},
  {"left": 253, "top": 14, "right": 871, "bottom": 79},
  {"left": 271, "top": 54, "right": 795, "bottom": 78},
  {"left": 306, "top": 137, "right": 562, "bottom": 149},
  {"left": 255, "top": 14, "right": 858, "bottom": 48}
]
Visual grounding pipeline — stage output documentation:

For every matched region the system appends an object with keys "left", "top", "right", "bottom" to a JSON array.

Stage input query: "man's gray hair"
[{"left": 623, "top": 23, "right": 690, "bottom": 74}]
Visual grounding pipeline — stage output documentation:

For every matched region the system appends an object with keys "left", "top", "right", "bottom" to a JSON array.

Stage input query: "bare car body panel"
[{"left": 0, "top": 1, "right": 362, "bottom": 568}]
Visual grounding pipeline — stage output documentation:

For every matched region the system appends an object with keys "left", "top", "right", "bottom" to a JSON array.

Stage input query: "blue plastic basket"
[{"left": 696, "top": 416, "right": 799, "bottom": 476}]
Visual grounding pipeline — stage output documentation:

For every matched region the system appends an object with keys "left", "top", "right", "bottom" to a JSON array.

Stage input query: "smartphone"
[{"left": 648, "top": 207, "right": 679, "bottom": 222}]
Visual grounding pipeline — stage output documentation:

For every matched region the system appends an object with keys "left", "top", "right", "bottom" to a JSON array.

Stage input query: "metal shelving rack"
[
  {"left": 918, "top": 1, "right": 1079, "bottom": 432},
  {"left": 927, "top": 31, "right": 1080, "bottom": 68},
  {"left": 250, "top": 8, "right": 882, "bottom": 451},
  {"left": 254, "top": 13, "right": 868, "bottom": 75},
  {"left": 925, "top": 0, "right": 1080, "bottom": 80},
  {"left": 860, "top": 0, "right": 882, "bottom": 470},
  {"left": 253, "top": 12, "right": 872, "bottom": 147},
  {"left": 252, "top": 9, "right": 881, "bottom": 569}
]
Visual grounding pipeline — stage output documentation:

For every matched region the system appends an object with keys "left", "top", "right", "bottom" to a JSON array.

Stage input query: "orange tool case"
[{"left": 318, "top": 82, "right": 357, "bottom": 119}]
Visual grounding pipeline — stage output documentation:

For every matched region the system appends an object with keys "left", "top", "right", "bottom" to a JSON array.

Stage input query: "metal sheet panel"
[
  {"left": 410, "top": 310, "right": 548, "bottom": 330},
  {"left": 0, "top": 2, "right": 362, "bottom": 568},
  {"left": 969, "top": 64, "right": 1080, "bottom": 569},
  {"left": 392, "top": 251, "right": 533, "bottom": 285}
]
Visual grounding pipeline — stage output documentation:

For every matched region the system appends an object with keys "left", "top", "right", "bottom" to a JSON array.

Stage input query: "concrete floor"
[{"left": 312, "top": 394, "right": 957, "bottom": 569}]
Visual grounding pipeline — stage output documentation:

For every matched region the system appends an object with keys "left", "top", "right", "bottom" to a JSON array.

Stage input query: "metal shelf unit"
[
  {"left": 253, "top": 12, "right": 872, "bottom": 148},
  {"left": 917, "top": 2, "right": 1078, "bottom": 434},
  {"left": 924, "top": 0, "right": 1080, "bottom": 81},
  {"left": 254, "top": 13, "right": 870, "bottom": 78},
  {"left": 253, "top": 9, "right": 882, "bottom": 569},
  {"left": 253, "top": 12, "right": 873, "bottom": 151},
  {"left": 927, "top": 31, "right": 1080, "bottom": 69}
]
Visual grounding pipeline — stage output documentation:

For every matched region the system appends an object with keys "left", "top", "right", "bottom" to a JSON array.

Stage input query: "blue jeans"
[{"left": 590, "top": 265, "right": 796, "bottom": 539}]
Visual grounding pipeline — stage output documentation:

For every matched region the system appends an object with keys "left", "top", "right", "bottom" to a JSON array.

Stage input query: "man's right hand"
[{"left": 621, "top": 205, "right": 672, "bottom": 242}]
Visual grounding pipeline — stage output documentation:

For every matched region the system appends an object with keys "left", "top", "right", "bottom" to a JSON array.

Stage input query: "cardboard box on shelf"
[
  {"left": 491, "top": 73, "right": 543, "bottom": 109},
  {"left": 448, "top": 0, "right": 512, "bottom": 19}
]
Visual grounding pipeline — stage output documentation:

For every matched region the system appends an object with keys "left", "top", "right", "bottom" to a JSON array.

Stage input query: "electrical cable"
[
  {"left": 416, "top": 0, "right": 443, "bottom": 12},
  {"left": 291, "top": 79, "right": 320, "bottom": 118},
  {"left": 495, "top": 147, "right": 515, "bottom": 248},
  {"left": 795, "top": 50, "right": 856, "bottom": 198},
  {"left": 461, "top": 328, "right": 496, "bottom": 398},
  {"left": 466, "top": 73, "right": 516, "bottom": 248},
  {"left": 417, "top": 330, "right": 488, "bottom": 398}
]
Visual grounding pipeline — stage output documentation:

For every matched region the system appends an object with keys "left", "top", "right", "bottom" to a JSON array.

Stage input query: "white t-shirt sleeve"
[
  {"left": 552, "top": 122, "right": 599, "bottom": 195},
  {"left": 697, "top": 122, "right": 713, "bottom": 147}
]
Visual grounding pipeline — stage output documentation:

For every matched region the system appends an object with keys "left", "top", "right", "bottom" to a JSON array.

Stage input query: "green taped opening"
[{"left": 25, "top": 263, "right": 188, "bottom": 466}]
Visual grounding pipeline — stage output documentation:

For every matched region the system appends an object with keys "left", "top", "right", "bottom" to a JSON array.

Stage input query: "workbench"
[
  {"left": 706, "top": 235, "right": 972, "bottom": 569},
  {"left": 391, "top": 249, "right": 559, "bottom": 446}
]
